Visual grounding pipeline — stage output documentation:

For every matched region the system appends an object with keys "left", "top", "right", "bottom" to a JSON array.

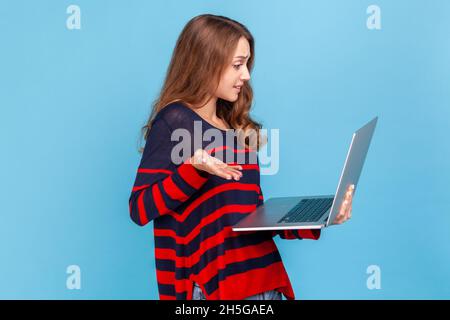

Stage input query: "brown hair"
[{"left": 139, "top": 14, "right": 265, "bottom": 153}]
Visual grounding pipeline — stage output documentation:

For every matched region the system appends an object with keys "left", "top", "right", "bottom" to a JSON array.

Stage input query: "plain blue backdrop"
[{"left": 1, "top": 0, "right": 449, "bottom": 299}]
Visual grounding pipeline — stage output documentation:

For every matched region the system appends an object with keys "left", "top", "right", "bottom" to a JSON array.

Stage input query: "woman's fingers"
[
  {"left": 340, "top": 184, "right": 354, "bottom": 222},
  {"left": 192, "top": 150, "right": 243, "bottom": 180},
  {"left": 345, "top": 185, "right": 354, "bottom": 220},
  {"left": 228, "top": 165, "right": 243, "bottom": 170},
  {"left": 336, "top": 201, "right": 350, "bottom": 224},
  {"left": 334, "top": 206, "right": 345, "bottom": 224},
  {"left": 214, "top": 166, "right": 243, "bottom": 180},
  {"left": 333, "top": 185, "right": 355, "bottom": 225},
  {"left": 341, "top": 200, "right": 352, "bottom": 222},
  {"left": 212, "top": 160, "right": 242, "bottom": 179},
  {"left": 344, "top": 199, "right": 351, "bottom": 219},
  {"left": 338, "top": 206, "right": 346, "bottom": 223},
  {"left": 225, "top": 168, "right": 242, "bottom": 180},
  {"left": 227, "top": 166, "right": 243, "bottom": 178},
  {"left": 347, "top": 184, "right": 355, "bottom": 198},
  {"left": 214, "top": 167, "right": 238, "bottom": 180},
  {"left": 226, "top": 167, "right": 243, "bottom": 176}
]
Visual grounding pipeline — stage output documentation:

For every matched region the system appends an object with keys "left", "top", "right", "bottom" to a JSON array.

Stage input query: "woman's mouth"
[{"left": 233, "top": 86, "right": 242, "bottom": 92}]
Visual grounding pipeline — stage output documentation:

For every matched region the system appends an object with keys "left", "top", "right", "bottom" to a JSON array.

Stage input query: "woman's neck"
[
  {"left": 191, "top": 96, "right": 231, "bottom": 130},
  {"left": 194, "top": 96, "right": 218, "bottom": 122}
]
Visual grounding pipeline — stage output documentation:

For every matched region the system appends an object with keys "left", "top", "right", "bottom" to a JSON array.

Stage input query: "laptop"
[{"left": 232, "top": 116, "right": 378, "bottom": 232}]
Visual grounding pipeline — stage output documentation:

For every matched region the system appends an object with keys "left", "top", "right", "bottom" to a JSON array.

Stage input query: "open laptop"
[{"left": 232, "top": 116, "right": 378, "bottom": 232}]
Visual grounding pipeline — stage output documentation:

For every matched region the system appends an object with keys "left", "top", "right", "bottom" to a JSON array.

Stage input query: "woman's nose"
[{"left": 241, "top": 70, "right": 250, "bottom": 81}]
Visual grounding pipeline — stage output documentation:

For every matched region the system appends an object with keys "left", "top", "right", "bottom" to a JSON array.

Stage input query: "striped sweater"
[{"left": 128, "top": 102, "right": 321, "bottom": 300}]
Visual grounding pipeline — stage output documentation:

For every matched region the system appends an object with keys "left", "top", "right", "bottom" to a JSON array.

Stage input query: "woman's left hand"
[{"left": 332, "top": 184, "right": 355, "bottom": 225}]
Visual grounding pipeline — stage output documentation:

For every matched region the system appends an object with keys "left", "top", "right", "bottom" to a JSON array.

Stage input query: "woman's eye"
[{"left": 233, "top": 64, "right": 242, "bottom": 70}]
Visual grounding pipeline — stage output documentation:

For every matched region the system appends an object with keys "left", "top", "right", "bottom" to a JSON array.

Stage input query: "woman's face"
[{"left": 215, "top": 36, "right": 251, "bottom": 102}]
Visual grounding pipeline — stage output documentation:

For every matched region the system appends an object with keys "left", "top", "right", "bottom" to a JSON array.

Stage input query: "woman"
[{"left": 128, "top": 14, "right": 353, "bottom": 300}]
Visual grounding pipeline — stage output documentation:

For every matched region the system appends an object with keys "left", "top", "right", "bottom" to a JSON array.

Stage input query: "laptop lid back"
[{"left": 326, "top": 117, "right": 378, "bottom": 227}]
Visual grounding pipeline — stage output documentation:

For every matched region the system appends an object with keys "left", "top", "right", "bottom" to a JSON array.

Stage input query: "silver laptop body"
[{"left": 232, "top": 117, "right": 378, "bottom": 232}]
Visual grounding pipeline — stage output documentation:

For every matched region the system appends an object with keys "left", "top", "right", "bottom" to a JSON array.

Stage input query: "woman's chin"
[
  {"left": 219, "top": 93, "right": 239, "bottom": 103},
  {"left": 229, "top": 93, "right": 239, "bottom": 102}
]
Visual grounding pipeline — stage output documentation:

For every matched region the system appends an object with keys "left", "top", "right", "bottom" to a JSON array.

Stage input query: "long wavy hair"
[{"left": 139, "top": 14, "right": 265, "bottom": 153}]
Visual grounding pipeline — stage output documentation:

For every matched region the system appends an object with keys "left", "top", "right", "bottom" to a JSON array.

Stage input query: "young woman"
[{"left": 128, "top": 14, "right": 353, "bottom": 300}]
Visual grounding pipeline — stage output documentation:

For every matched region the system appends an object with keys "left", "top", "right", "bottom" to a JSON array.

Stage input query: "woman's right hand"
[{"left": 189, "top": 149, "right": 243, "bottom": 181}]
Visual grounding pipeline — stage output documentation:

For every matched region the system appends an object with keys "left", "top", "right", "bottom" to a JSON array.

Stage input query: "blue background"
[{"left": 1, "top": 0, "right": 449, "bottom": 299}]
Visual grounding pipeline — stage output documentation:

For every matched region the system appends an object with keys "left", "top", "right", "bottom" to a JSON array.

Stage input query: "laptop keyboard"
[{"left": 277, "top": 198, "right": 334, "bottom": 223}]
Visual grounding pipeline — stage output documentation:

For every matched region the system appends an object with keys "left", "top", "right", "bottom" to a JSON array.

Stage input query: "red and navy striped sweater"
[{"left": 128, "top": 102, "right": 321, "bottom": 300}]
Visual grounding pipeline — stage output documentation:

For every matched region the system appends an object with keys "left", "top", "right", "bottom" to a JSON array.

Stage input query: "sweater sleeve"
[
  {"left": 257, "top": 189, "right": 321, "bottom": 240},
  {"left": 128, "top": 116, "right": 209, "bottom": 226}
]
